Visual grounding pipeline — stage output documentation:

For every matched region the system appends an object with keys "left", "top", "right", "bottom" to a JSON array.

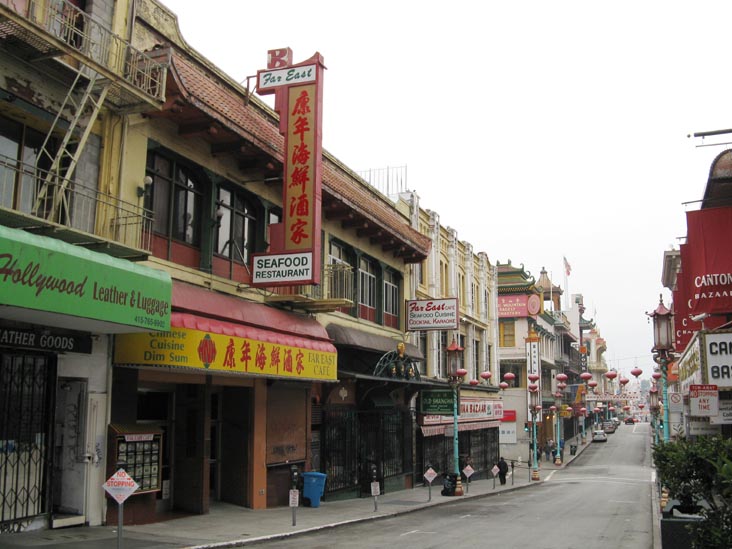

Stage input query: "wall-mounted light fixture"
[
  {"left": 137, "top": 175, "right": 153, "bottom": 198},
  {"left": 212, "top": 200, "right": 225, "bottom": 227}
]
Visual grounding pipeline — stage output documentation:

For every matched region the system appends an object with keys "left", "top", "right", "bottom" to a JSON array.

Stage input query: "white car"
[{"left": 592, "top": 429, "right": 608, "bottom": 442}]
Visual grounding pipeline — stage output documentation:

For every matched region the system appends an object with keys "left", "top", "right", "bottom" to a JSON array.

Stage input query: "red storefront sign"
[
  {"left": 253, "top": 49, "right": 325, "bottom": 286},
  {"left": 684, "top": 207, "right": 732, "bottom": 315}
]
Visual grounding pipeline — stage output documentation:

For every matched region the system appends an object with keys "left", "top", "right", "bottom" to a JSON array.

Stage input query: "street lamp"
[
  {"left": 446, "top": 337, "right": 466, "bottom": 496},
  {"left": 647, "top": 295, "right": 675, "bottom": 443},
  {"left": 529, "top": 392, "right": 541, "bottom": 481}
]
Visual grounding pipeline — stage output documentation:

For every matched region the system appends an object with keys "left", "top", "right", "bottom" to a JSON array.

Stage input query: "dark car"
[{"left": 624, "top": 417, "right": 635, "bottom": 425}]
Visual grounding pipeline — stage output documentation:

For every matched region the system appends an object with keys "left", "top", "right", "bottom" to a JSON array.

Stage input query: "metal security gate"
[
  {"left": 321, "top": 407, "right": 413, "bottom": 497},
  {"left": 0, "top": 353, "right": 55, "bottom": 532},
  {"left": 417, "top": 427, "right": 499, "bottom": 482}
]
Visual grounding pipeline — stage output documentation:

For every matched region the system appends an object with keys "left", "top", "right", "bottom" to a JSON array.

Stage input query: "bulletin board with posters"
[{"left": 107, "top": 424, "right": 163, "bottom": 494}]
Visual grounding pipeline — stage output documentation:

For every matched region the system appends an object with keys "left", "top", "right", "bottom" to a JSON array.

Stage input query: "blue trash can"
[{"left": 301, "top": 472, "right": 327, "bottom": 507}]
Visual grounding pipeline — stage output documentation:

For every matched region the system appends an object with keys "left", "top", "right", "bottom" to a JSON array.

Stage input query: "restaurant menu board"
[{"left": 112, "top": 432, "right": 162, "bottom": 493}]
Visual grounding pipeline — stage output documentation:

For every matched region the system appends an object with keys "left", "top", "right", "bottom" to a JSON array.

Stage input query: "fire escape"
[{"left": 0, "top": 0, "right": 168, "bottom": 259}]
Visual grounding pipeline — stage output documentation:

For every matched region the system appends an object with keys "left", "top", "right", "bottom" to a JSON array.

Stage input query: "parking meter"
[
  {"left": 290, "top": 464, "right": 299, "bottom": 489},
  {"left": 370, "top": 463, "right": 378, "bottom": 483}
]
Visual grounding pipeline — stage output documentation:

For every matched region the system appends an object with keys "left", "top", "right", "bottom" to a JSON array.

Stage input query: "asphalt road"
[{"left": 250, "top": 422, "right": 655, "bottom": 549}]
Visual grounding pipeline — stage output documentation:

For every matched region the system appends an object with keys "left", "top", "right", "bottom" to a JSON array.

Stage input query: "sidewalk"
[{"left": 0, "top": 437, "right": 589, "bottom": 549}]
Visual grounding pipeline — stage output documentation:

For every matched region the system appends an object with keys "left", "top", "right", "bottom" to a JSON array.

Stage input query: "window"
[
  {"left": 145, "top": 150, "right": 204, "bottom": 247},
  {"left": 0, "top": 115, "right": 56, "bottom": 216},
  {"left": 329, "top": 241, "right": 349, "bottom": 265},
  {"left": 438, "top": 331, "right": 448, "bottom": 378},
  {"left": 383, "top": 270, "right": 399, "bottom": 329},
  {"left": 359, "top": 257, "right": 376, "bottom": 322},
  {"left": 215, "top": 186, "right": 257, "bottom": 264},
  {"left": 499, "top": 320, "right": 516, "bottom": 347}
]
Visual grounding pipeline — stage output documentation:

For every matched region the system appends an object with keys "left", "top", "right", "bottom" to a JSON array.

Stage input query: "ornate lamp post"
[
  {"left": 530, "top": 394, "right": 541, "bottom": 481},
  {"left": 579, "top": 371, "right": 592, "bottom": 442},
  {"left": 647, "top": 295, "right": 675, "bottom": 443},
  {"left": 446, "top": 337, "right": 466, "bottom": 495},
  {"left": 649, "top": 385, "right": 660, "bottom": 445}
]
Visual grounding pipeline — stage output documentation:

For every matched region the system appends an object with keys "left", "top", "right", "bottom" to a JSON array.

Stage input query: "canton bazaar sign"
[
  {"left": 703, "top": 331, "right": 732, "bottom": 389},
  {"left": 114, "top": 329, "right": 337, "bottom": 381}
]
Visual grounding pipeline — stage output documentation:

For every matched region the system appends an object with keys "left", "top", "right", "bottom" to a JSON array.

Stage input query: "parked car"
[
  {"left": 592, "top": 429, "right": 608, "bottom": 442},
  {"left": 611, "top": 417, "right": 621, "bottom": 426},
  {"left": 602, "top": 422, "right": 616, "bottom": 434},
  {"left": 624, "top": 417, "right": 636, "bottom": 425}
]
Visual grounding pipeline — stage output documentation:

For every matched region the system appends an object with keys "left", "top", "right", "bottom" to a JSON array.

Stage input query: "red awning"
[{"left": 171, "top": 282, "right": 336, "bottom": 353}]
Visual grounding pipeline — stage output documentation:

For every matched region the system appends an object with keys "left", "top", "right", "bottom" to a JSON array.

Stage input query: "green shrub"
[{"left": 652, "top": 435, "right": 732, "bottom": 548}]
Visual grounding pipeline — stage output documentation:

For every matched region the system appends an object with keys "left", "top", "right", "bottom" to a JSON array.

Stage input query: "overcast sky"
[{"left": 162, "top": 0, "right": 732, "bottom": 378}]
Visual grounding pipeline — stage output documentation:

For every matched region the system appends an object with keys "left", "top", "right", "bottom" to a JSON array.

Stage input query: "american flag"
[{"left": 563, "top": 256, "right": 572, "bottom": 276}]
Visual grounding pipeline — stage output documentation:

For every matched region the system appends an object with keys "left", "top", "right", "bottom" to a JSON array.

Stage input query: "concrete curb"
[{"left": 184, "top": 481, "right": 540, "bottom": 548}]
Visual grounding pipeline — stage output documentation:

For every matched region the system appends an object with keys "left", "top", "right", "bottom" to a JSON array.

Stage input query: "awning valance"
[
  {"left": 326, "top": 324, "right": 423, "bottom": 360},
  {"left": 420, "top": 420, "right": 501, "bottom": 437}
]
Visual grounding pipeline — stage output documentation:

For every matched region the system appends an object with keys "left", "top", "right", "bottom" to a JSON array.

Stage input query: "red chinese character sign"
[{"left": 253, "top": 49, "right": 325, "bottom": 286}]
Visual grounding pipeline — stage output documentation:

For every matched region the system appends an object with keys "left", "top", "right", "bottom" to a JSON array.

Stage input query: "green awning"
[{"left": 0, "top": 226, "right": 171, "bottom": 333}]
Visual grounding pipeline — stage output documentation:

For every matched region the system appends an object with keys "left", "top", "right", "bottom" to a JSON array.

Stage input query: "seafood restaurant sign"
[
  {"left": 406, "top": 298, "right": 459, "bottom": 331},
  {"left": 252, "top": 48, "right": 325, "bottom": 287}
]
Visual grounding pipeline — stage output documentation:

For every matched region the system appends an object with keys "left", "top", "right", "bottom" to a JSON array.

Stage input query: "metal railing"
[
  {"left": 0, "top": 153, "right": 153, "bottom": 251},
  {"left": 356, "top": 166, "right": 408, "bottom": 198},
  {"left": 268, "top": 263, "right": 354, "bottom": 302},
  {"left": 3, "top": 0, "right": 166, "bottom": 103}
]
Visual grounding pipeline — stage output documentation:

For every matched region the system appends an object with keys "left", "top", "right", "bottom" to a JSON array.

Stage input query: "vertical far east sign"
[{"left": 252, "top": 49, "right": 325, "bottom": 286}]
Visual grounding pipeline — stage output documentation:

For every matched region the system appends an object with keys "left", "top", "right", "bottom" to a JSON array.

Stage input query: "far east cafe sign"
[{"left": 252, "top": 48, "right": 325, "bottom": 286}]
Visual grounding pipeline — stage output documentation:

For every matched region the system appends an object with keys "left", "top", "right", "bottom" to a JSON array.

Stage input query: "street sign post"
[
  {"left": 103, "top": 469, "right": 139, "bottom": 549},
  {"left": 423, "top": 467, "right": 438, "bottom": 501},
  {"left": 463, "top": 464, "right": 474, "bottom": 493}
]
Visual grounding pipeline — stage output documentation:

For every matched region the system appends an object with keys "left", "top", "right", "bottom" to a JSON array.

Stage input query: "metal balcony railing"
[
  {"left": 0, "top": 0, "right": 167, "bottom": 107},
  {"left": 0, "top": 153, "right": 153, "bottom": 256},
  {"left": 265, "top": 263, "right": 354, "bottom": 311}
]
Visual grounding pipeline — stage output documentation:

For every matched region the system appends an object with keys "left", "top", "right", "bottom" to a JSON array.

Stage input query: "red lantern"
[
  {"left": 550, "top": 405, "right": 557, "bottom": 412},
  {"left": 609, "top": 406, "right": 615, "bottom": 412},
  {"left": 556, "top": 373, "right": 568, "bottom": 383},
  {"left": 456, "top": 368, "right": 468, "bottom": 378},
  {"left": 197, "top": 334, "right": 217, "bottom": 366},
  {"left": 480, "top": 371, "right": 492, "bottom": 381},
  {"left": 588, "top": 380, "right": 598, "bottom": 388},
  {"left": 605, "top": 371, "right": 618, "bottom": 381},
  {"left": 623, "top": 405, "right": 630, "bottom": 411},
  {"left": 499, "top": 381, "right": 509, "bottom": 390},
  {"left": 638, "top": 403, "right": 645, "bottom": 410},
  {"left": 580, "top": 407, "right": 587, "bottom": 414},
  {"left": 594, "top": 407, "right": 601, "bottom": 413},
  {"left": 528, "top": 383, "right": 539, "bottom": 392},
  {"left": 554, "top": 391, "right": 563, "bottom": 399},
  {"left": 528, "top": 373, "right": 540, "bottom": 382},
  {"left": 469, "top": 379, "right": 479, "bottom": 386},
  {"left": 504, "top": 372, "right": 516, "bottom": 382},
  {"left": 557, "top": 382, "right": 567, "bottom": 390},
  {"left": 631, "top": 367, "right": 642, "bottom": 378},
  {"left": 619, "top": 377, "right": 630, "bottom": 386},
  {"left": 580, "top": 372, "right": 592, "bottom": 382},
  {"left": 535, "top": 405, "right": 543, "bottom": 412},
  {"left": 652, "top": 371, "right": 662, "bottom": 381}
]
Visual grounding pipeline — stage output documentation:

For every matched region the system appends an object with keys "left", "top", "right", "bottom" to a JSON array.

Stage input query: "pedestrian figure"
[
  {"left": 497, "top": 456, "right": 508, "bottom": 485},
  {"left": 544, "top": 440, "right": 552, "bottom": 461}
]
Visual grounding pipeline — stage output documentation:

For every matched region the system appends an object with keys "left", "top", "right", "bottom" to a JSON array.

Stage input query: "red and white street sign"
[
  {"left": 463, "top": 465, "right": 475, "bottom": 478},
  {"left": 423, "top": 467, "right": 438, "bottom": 484},
  {"left": 689, "top": 384, "right": 719, "bottom": 417},
  {"left": 104, "top": 469, "right": 139, "bottom": 504}
]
